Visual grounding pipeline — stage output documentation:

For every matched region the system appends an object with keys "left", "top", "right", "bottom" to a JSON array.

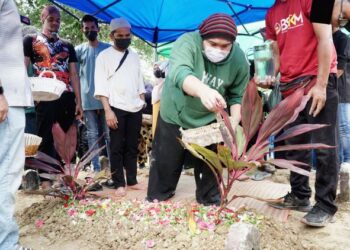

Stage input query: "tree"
[{"left": 15, "top": 0, "right": 154, "bottom": 62}]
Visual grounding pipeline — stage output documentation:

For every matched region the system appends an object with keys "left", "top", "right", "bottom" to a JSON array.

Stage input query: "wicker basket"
[
  {"left": 24, "top": 133, "right": 42, "bottom": 157},
  {"left": 29, "top": 70, "right": 66, "bottom": 101},
  {"left": 180, "top": 117, "right": 236, "bottom": 147}
]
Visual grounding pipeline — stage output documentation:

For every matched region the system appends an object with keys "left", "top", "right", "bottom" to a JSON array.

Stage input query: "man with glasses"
[
  {"left": 94, "top": 17, "right": 146, "bottom": 197},
  {"left": 263, "top": 0, "right": 339, "bottom": 227}
]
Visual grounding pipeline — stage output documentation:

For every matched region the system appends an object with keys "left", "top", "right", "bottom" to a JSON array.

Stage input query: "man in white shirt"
[
  {"left": 0, "top": 0, "right": 33, "bottom": 249},
  {"left": 95, "top": 17, "right": 146, "bottom": 197}
]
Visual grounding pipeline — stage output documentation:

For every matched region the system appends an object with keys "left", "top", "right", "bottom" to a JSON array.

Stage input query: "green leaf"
[
  {"left": 190, "top": 144, "right": 223, "bottom": 173},
  {"left": 217, "top": 145, "right": 234, "bottom": 168}
]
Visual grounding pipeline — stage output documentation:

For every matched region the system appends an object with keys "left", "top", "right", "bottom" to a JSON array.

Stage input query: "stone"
[{"left": 225, "top": 222, "right": 260, "bottom": 250}]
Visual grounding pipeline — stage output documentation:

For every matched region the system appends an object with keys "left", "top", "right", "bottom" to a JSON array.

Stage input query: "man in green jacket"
[{"left": 147, "top": 13, "right": 249, "bottom": 205}]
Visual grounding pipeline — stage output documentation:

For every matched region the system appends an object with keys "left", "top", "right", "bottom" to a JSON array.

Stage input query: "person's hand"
[
  {"left": 75, "top": 104, "right": 83, "bottom": 120},
  {"left": 198, "top": 86, "right": 227, "bottom": 111},
  {"left": 105, "top": 109, "right": 118, "bottom": 129},
  {"left": 0, "top": 95, "right": 9, "bottom": 123},
  {"left": 254, "top": 75, "right": 276, "bottom": 89},
  {"left": 307, "top": 84, "right": 327, "bottom": 117}
]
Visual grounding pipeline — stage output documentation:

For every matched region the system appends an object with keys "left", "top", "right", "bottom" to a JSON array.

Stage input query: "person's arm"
[
  {"left": 0, "top": 82, "right": 8, "bottom": 122},
  {"left": 68, "top": 62, "right": 83, "bottom": 120},
  {"left": 182, "top": 75, "right": 226, "bottom": 111},
  {"left": 229, "top": 104, "right": 241, "bottom": 128},
  {"left": 23, "top": 36, "right": 33, "bottom": 68},
  {"left": 168, "top": 33, "right": 226, "bottom": 111},
  {"left": 99, "top": 96, "right": 118, "bottom": 129},
  {"left": 308, "top": 23, "right": 333, "bottom": 117}
]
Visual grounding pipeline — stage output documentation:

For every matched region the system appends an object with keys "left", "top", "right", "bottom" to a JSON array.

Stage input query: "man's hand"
[
  {"left": 0, "top": 95, "right": 9, "bottom": 123},
  {"left": 105, "top": 109, "right": 118, "bottom": 129},
  {"left": 198, "top": 86, "right": 227, "bottom": 111},
  {"left": 307, "top": 84, "right": 327, "bottom": 117},
  {"left": 75, "top": 104, "right": 83, "bottom": 120},
  {"left": 254, "top": 75, "right": 276, "bottom": 89}
]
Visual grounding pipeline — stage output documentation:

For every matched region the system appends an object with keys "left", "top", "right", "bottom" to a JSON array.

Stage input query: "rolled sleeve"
[{"left": 94, "top": 53, "right": 109, "bottom": 98}]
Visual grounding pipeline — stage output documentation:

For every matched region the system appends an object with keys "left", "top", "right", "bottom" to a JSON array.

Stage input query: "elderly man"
[
  {"left": 146, "top": 13, "right": 249, "bottom": 205},
  {"left": 0, "top": 0, "right": 33, "bottom": 249},
  {"left": 95, "top": 18, "right": 146, "bottom": 197}
]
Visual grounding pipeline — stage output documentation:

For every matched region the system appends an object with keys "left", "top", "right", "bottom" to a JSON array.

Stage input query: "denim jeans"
[
  {"left": 338, "top": 103, "right": 350, "bottom": 163},
  {"left": 84, "top": 110, "right": 110, "bottom": 172},
  {"left": 0, "top": 107, "right": 25, "bottom": 250}
]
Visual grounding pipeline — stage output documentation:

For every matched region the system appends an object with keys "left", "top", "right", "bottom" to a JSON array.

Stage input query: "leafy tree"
[{"left": 15, "top": 0, "right": 154, "bottom": 61}]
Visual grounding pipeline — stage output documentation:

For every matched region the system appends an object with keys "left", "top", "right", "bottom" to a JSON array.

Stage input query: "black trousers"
[
  {"left": 286, "top": 74, "right": 339, "bottom": 215},
  {"left": 147, "top": 115, "right": 220, "bottom": 205},
  {"left": 36, "top": 92, "right": 76, "bottom": 160},
  {"left": 110, "top": 108, "right": 142, "bottom": 188}
]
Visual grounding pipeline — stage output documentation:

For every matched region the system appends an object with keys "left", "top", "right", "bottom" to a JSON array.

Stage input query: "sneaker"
[
  {"left": 268, "top": 192, "right": 312, "bottom": 212},
  {"left": 301, "top": 206, "right": 334, "bottom": 227}
]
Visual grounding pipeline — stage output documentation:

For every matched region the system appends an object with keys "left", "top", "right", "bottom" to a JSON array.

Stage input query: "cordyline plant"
[
  {"left": 182, "top": 81, "right": 333, "bottom": 217},
  {"left": 26, "top": 123, "right": 105, "bottom": 200}
]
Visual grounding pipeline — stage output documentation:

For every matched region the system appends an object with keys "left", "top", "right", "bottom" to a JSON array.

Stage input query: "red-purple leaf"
[
  {"left": 267, "top": 158, "right": 311, "bottom": 176},
  {"left": 274, "top": 124, "right": 329, "bottom": 143},
  {"left": 64, "top": 125, "right": 77, "bottom": 163},
  {"left": 25, "top": 158, "right": 61, "bottom": 173},
  {"left": 34, "top": 151, "right": 61, "bottom": 166},
  {"left": 256, "top": 88, "right": 305, "bottom": 145},
  {"left": 241, "top": 80, "right": 263, "bottom": 145},
  {"left": 273, "top": 143, "right": 334, "bottom": 152}
]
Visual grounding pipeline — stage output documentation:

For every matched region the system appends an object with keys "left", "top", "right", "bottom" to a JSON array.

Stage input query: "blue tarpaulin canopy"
[{"left": 51, "top": 0, "right": 274, "bottom": 46}]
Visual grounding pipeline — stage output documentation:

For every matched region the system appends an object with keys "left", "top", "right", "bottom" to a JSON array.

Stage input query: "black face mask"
[
  {"left": 114, "top": 38, "right": 131, "bottom": 50},
  {"left": 84, "top": 31, "right": 98, "bottom": 41},
  {"left": 154, "top": 69, "right": 165, "bottom": 78}
]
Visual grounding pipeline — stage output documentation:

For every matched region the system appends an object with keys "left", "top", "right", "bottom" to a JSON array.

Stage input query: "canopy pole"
[
  {"left": 226, "top": 1, "right": 250, "bottom": 35},
  {"left": 154, "top": 44, "right": 159, "bottom": 62},
  {"left": 49, "top": 0, "right": 80, "bottom": 21}
]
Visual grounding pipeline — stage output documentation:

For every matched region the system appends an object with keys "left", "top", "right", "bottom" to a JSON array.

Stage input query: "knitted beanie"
[{"left": 199, "top": 13, "right": 237, "bottom": 42}]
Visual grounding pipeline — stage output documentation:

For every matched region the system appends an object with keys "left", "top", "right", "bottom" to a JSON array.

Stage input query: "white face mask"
[{"left": 203, "top": 45, "right": 230, "bottom": 63}]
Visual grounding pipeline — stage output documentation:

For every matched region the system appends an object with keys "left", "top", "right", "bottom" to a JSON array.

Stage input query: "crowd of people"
[{"left": 1, "top": 0, "right": 350, "bottom": 249}]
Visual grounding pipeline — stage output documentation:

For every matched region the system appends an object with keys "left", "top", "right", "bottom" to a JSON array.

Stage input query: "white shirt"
[
  {"left": 0, "top": 0, "right": 33, "bottom": 107},
  {"left": 94, "top": 46, "right": 145, "bottom": 112}
]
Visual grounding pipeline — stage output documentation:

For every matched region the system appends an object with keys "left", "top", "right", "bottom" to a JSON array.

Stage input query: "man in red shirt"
[{"left": 263, "top": 0, "right": 339, "bottom": 227}]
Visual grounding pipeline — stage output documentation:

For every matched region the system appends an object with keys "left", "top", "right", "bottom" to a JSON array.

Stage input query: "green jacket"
[{"left": 160, "top": 32, "right": 249, "bottom": 129}]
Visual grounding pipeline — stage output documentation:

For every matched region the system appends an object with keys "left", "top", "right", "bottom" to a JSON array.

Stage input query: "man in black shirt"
[
  {"left": 311, "top": 0, "right": 350, "bottom": 30},
  {"left": 23, "top": 6, "right": 83, "bottom": 165}
]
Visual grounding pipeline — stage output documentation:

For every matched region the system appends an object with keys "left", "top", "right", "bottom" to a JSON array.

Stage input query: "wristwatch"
[{"left": 0, "top": 86, "right": 4, "bottom": 95}]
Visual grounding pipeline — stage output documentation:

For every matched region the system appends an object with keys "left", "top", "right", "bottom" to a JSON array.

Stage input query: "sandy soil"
[{"left": 15, "top": 169, "right": 350, "bottom": 250}]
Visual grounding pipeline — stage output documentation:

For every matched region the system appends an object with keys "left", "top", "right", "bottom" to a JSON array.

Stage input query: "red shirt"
[{"left": 265, "top": 0, "right": 337, "bottom": 83}]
